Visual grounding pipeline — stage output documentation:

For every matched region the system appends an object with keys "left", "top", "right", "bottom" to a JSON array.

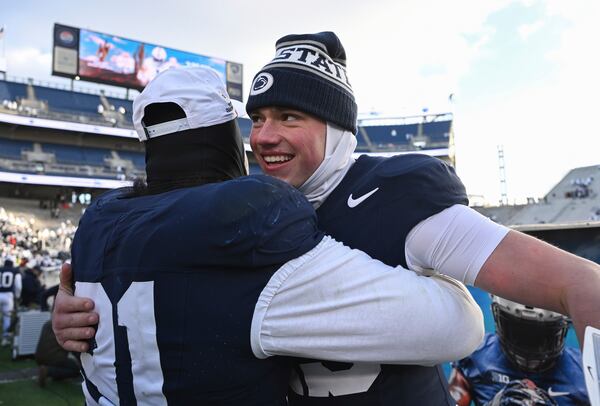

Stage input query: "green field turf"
[
  {"left": 0, "top": 379, "right": 84, "bottom": 406},
  {"left": 0, "top": 345, "right": 84, "bottom": 406}
]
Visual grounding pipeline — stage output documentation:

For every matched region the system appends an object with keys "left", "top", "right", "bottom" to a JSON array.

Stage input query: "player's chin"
[{"left": 263, "top": 168, "right": 295, "bottom": 186}]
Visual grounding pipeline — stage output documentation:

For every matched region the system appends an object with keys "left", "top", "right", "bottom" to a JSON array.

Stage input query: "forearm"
[
  {"left": 475, "top": 230, "right": 600, "bottom": 343},
  {"left": 252, "top": 236, "right": 484, "bottom": 364},
  {"left": 565, "top": 266, "right": 600, "bottom": 344}
]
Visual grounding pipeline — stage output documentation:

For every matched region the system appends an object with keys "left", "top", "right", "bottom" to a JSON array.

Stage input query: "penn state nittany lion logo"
[
  {"left": 250, "top": 73, "right": 274, "bottom": 95},
  {"left": 59, "top": 30, "right": 75, "bottom": 45}
]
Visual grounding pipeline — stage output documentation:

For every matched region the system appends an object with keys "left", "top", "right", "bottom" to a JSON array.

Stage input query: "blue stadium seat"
[
  {"left": 422, "top": 121, "right": 451, "bottom": 144},
  {"left": 82, "top": 148, "right": 110, "bottom": 166},
  {"left": 0, "top": 80, "right": 28, "bottom": 102},
  {"left": 41, "top": 143, "right": 85, "bottom": 165},
  {"left": 237, "top": 117, "right": 252, "bottom": 139},
  {"left": 41, "top": 143, "right": 111, "bottom": 167},
  {"left": 35, "top": 86, "right": 102, "bottom": 116},
  {"left": 360, "top": 120, "right": 451, "bottom": 150},
  {"left": 361, "top": 124, "right": 416, "bottom": 147},
  {"left": 248, "top": 163, "right": 262, "bottom": 175},
  {"left": 118, "top": 150, "right": 145, "bottom": 170},
  {"left": 0, "top": 137, "right": 33, "bottom": 159},
  {"left": 354, "top": 130, "right": 369, "bottom": 151}
]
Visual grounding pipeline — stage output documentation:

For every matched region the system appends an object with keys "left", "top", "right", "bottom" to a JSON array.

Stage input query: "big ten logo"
[{"left": 491, "top": 371, "right": 511, "bottom": 385}]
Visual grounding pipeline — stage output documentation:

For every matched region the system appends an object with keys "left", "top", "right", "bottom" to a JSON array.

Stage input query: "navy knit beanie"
[{"left": 246, "top": 32, "right": 357, "bottom": 134}]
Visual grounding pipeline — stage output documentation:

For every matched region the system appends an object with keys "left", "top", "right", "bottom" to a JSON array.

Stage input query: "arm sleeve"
[
  {"left": 251, "top": 236, "right": 484, "bottom": 365},
  {"left": 14, "top": 273, "right": 22, "bottom": 299},
  {"left": 405, "top": 205, "right": 510, "bottom": 285}
]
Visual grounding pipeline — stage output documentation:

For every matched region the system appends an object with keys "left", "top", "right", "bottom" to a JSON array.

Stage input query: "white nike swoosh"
[
  {"left": 347, "top": 188, "right": 379, "bottom": 208},
  {"left": 547, "top": 387, "right": 570, "bottom": 397}
]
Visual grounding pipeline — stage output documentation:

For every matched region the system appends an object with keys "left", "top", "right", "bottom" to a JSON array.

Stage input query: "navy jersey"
[
  {"left": 454, "top": 334, "right": 589, "bottom": 406},
  {"left": 289, "top": 154, "right": 468, "bottom": 405},
  {"left": 72, "top": 175, "right": 323, "bottom": 406},
  {"left": 0, "top": 265, "right": 18, "bottom": 293}
]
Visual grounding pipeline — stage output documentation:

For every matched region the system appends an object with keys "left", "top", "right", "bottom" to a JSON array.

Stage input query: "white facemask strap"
[{"left": 299, "top": 123, "right": 357, "bottom": 209}]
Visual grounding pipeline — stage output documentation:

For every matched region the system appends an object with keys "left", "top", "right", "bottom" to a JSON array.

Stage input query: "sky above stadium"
[{"left": 2, "top": 0, "right": 600, "bottom": 205}]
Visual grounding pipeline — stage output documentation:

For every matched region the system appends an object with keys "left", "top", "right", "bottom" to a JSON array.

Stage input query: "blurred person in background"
[
  {"left": 448, "top": 296, "right": 589, "bottom": 405},
  {"left": 21, "top": 264, "right": 44, "bottom": 308},
  {"left": 0, "top": 257, "right": 21, "bottom": 346},
  {"left": 35, "top": 319, "right": 80, "bottom": 387},
  {"left": 39, "top": 284, "right": 59, "bottom": 312}
]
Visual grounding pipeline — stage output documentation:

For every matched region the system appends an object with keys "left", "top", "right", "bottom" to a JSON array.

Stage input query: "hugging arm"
[
  {"left": 52, "top": 263, "right": 98, "bottom": 352},
  {"left": 56, "top": 237, "right": 484, "bottom": 363},
  {"left": 251, "top": 236, "right": 484, "bottom": 364}
]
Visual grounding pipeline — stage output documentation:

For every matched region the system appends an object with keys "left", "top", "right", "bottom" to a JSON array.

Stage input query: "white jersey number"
[
  {"left": 76, "top": 281, "right": 167, "bottom": 406},
  {"left": 0, "top": 272, "right": 14, "bottom": 288},
  {"left": 290, "top": 362, "right": 381, "bottom": 397}
]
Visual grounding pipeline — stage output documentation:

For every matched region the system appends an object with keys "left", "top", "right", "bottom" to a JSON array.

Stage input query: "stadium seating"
[
  {"left": 0, "top": 137, "right": 34, "bottom": 160},
  {"left": 362, "top": 124, "right": 416, "bottom": 148},
  {"left": 0, "top": 79, "right": 133, "bottom": 126},
  {"left": 237, "top": 117, "right": 252, "bottom": 139},
  {"left": 44, "top": 143, "right": 80, "bottom": 164},
  {"left": 423, "top": 121, "right": 451, "bottom": 144},
  {"left": 41, "top": 143, "right": 103, "bottom": 166},
  {"left": 117, "top": 150, "right": 145, "bottom": 170},
  {"left": 476, "top": 165, "right": 600, "bottom": 225},
  {"left": 1, "top": 78, "right": 456, "bottom": 186},
  {"left": 359, "top": 120, "right": 451, "bottom": 151},
  {"left": 3, "top": 78, "right": 454, "bottom": 152},
  {"left": 0, "top": 80, "right": 28, "bottom": 102},
  {"left": 248, "top": 163, "right": 262, "bottom": 175}
]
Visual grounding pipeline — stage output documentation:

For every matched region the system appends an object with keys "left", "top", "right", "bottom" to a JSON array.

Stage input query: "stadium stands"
[
  {"left": 476, "top": 165, "right": 600, "bottom": 225},
  {"left": 363, "top": 123, "right": 418, "bottom": 146},
  {"left": 237, "top": 117, "right": 252, "bottom": 139},
  {"left": 41, "top": 143, "right": 108, "bottom": 166},
  {"left": 2, "top": 78, "right": 453, "bottom": 151},
  {"left": 0, "top": 137, "right": 34, "bottom": 160},
  {"left": 358, "top": 117, "right": 452, "bottom": 152},
  {"left": 0, "top": 78, "right": 132, "bottom": 127},
  {"left": 1, "top": 76, "right": 454, "bottom": 198},
  {"left": 248, "top": 163, "right": 262, "bottom": 175},
  {"left": 0, "top": 198, "right": 77, "bottom": 285},
  {"left": 117, "top": 150, "right": 145, "bottom": 170},
  {"left": 0, "top": 80, "right": 27, "bottom": 102}
]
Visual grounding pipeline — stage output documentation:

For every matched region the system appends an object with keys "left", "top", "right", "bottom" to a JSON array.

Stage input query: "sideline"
[{"left": 0, "top": 367, "right": 37, "bottom": 384}]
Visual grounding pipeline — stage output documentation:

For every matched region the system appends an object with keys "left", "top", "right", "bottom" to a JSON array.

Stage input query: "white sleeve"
[
  {"left": 13, "top": 273, "right": 22, "bottom": 299},
  {"left": 251, "top": 236, "right": 484, "bottom": 365},
  {"left": 405, "top": 204, "right": 510, "bottom": 286}
]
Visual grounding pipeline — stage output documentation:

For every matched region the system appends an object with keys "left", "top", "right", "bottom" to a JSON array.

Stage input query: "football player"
[
  {"left": 0, "top": 257, "right": 21, "bottom": 346},
  {"left": 449, "top": 296, "right": 589, "bottom": 405}
]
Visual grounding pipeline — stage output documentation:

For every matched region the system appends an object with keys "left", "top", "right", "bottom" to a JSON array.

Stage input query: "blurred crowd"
[{"left": 0, "top": 205, "right": 76, "bottom": 309}]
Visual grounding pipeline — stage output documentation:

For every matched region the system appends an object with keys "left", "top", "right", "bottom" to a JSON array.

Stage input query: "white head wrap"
[{"left": 299, "top": 123, "right": 357, "bottom": 208}]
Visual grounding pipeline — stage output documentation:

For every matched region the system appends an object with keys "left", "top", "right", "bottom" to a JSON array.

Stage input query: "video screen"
[{"left": 77, "top": 29, "right": 228, "bottom": 89}]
